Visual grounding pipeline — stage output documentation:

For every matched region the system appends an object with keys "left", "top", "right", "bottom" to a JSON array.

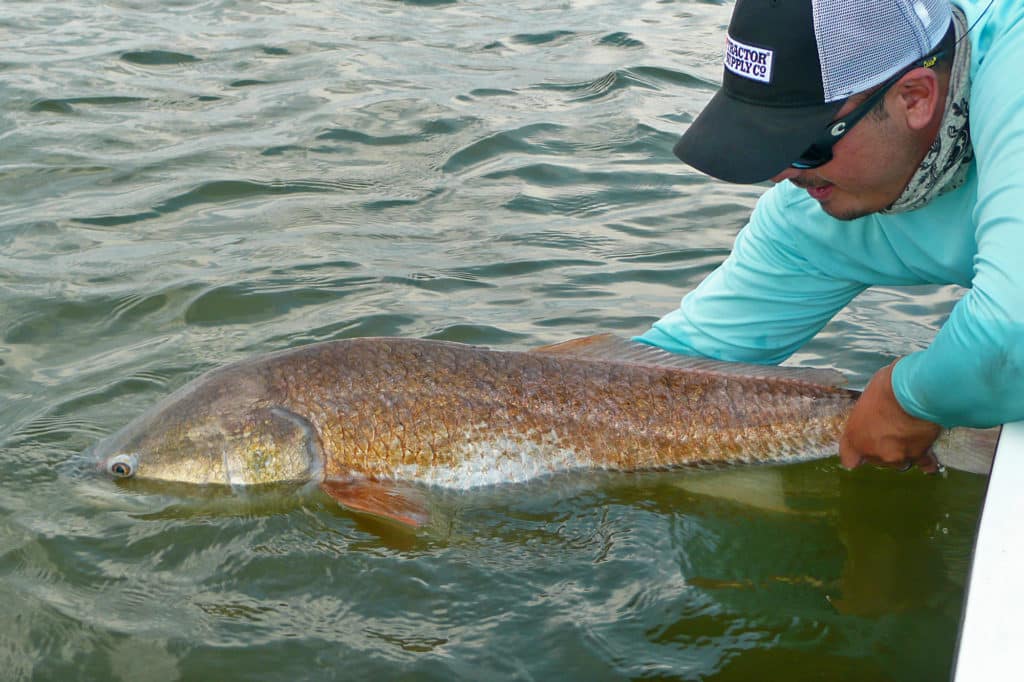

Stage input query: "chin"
[
  {"left": 818, "top": 196, "right": 885, "bottom": 222},
  {"left": 822, "top": 206, "right": 873, "bottom": 221}
]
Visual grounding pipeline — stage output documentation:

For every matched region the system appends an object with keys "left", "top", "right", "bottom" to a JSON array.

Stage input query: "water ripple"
[
  {"left": 74, "top": 179, "right": 359, "bottom": 226},
  {"left": 443, "top": 123, "right": 567, "bottom": 174},
  {"left": 120, "top": 50, "right": 201, "bottom": 66}
]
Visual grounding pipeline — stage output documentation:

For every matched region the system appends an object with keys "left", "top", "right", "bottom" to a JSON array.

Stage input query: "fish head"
[{"left": 92, "top": 367, "right": 323, "bottom": 488}]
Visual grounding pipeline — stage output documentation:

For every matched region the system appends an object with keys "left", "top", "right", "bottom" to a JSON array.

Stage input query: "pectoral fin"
[{"left": 320, "top": 478, "right": 430, "bottom": 528}]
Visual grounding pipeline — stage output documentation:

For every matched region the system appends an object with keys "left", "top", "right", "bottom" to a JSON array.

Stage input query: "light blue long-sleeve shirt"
[{"left": 639, "top": 0, "right": 1024, "bottom": 429}]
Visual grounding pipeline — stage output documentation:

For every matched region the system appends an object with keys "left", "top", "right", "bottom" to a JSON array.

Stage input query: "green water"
[{"left": 1, "top": 1, "right": 985, "bottom": 680}]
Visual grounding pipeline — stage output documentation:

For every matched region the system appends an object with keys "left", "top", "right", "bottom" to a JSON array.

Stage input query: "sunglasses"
[{"left": 791, "top": 51, "right": 945, "bottom": 170}]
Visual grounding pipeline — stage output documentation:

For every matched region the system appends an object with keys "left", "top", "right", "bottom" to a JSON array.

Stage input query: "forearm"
[{"left": 893, "top": 315, "right": 1024, "bottom": 428}]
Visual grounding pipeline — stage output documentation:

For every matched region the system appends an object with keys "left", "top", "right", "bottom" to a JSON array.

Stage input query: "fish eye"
[{"left": 106, "top": 454, "right": 138, "bottom": 479}]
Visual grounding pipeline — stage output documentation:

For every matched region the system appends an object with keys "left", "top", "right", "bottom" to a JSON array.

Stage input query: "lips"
[{"left": 805, "top": 183, "right": 833, "bottom": 201}]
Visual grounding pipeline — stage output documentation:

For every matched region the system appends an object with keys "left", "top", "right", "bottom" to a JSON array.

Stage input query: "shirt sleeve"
[
  {"left": 636, "top": 186, "right": 867, "bottom": 364},
  {"left": 892, "top": 11, "right": 1024, "bottom": 428}
]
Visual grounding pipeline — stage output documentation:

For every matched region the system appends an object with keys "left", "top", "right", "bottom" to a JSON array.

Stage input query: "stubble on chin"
[{"left": 820, "top": 202, "right": 875, "bottom": 221}]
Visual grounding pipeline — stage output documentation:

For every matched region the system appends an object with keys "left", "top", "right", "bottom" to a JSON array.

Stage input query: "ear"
[{"left": 893, "top": 67, "right": 943, "bottom": 131}]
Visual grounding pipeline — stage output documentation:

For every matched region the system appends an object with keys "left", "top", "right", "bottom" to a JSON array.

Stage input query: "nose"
[{"left": 770, "top": 167, "right": 801, "bottom": 184}]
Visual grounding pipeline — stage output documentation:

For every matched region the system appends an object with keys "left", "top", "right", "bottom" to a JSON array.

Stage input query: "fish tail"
[{"left": 933, "top": 426, "right": 1001, "bottom": 475}]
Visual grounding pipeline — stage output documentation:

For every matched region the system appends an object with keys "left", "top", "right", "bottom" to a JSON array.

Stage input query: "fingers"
[
  {"left": 837, "top": 361, "right": 943, "bottom": 474},
  {"left": 914, "top": 450, "right": 940, "bottom": 474},
  {"left": 838, "top": 438, "right": 940, "bottom": 474},
  {"left": 838, "top": 436, "right": 865, "bottom": 470}
]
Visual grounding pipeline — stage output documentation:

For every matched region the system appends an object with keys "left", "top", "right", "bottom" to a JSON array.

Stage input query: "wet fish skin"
[
  {"left": 91, "top": 335, "right": 993, "bottom": 525},
  {"left": 93, "top": 336, "right": 853, "bottom": 481}
]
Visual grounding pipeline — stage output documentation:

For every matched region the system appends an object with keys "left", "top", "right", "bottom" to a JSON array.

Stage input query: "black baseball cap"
[{"left": 674, "top": 0, "right": 954, "bottom": 183}]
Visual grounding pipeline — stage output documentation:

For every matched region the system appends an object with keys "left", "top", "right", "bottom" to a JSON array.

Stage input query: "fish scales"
[
  {"left": 92, "top": 335, "right": 999, "bottom": 526},
  {"left": 240, "top": 337, "right": 856, "bottom": 482}
]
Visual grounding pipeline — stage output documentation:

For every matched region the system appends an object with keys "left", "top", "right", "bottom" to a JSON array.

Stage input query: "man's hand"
[{"left": 839, "top": 361, "right": 942, "bottom": 472}]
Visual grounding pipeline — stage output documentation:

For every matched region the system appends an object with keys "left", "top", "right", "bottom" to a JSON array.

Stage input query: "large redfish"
[{"left": 92, "top": 335, "right": 996, "bottom": 526}]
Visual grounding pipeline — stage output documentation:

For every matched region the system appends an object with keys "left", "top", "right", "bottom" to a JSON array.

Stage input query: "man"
[{"left": 637, "top": 0, "right": 1022, "bottom": 471}]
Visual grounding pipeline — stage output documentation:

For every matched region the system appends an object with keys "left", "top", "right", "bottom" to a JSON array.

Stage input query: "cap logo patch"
[{"left": 724, "top": 35, "right": 773, "bottom": 84}]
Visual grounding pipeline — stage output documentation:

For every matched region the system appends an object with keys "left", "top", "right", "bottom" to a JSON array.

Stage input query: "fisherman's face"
[{"left": 769, "top": 89, "right": 924, "bottom": 221}]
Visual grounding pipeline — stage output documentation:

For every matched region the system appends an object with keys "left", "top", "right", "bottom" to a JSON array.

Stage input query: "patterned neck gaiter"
[{"left": 882, "top": 8, "right": 973, "bottom": 215}]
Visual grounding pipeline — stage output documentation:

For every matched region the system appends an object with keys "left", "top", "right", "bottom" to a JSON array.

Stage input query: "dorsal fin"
[{"left": 531, "top": 334, "right": 848, "bottom": 387}]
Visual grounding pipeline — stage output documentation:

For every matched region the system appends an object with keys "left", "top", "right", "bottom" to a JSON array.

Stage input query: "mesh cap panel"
[{"left": 813, "top": 0, "right": 952, "bottom": 101}]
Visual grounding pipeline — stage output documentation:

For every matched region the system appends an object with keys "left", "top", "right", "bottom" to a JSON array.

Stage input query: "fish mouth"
[{"left": 60, "top": 445, "right": 111, "bottom": 481}]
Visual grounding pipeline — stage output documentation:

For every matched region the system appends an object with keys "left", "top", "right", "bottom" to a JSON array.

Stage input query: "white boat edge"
[{"left": 952, "top": 420, "right": 1023, "bottom": 681}]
